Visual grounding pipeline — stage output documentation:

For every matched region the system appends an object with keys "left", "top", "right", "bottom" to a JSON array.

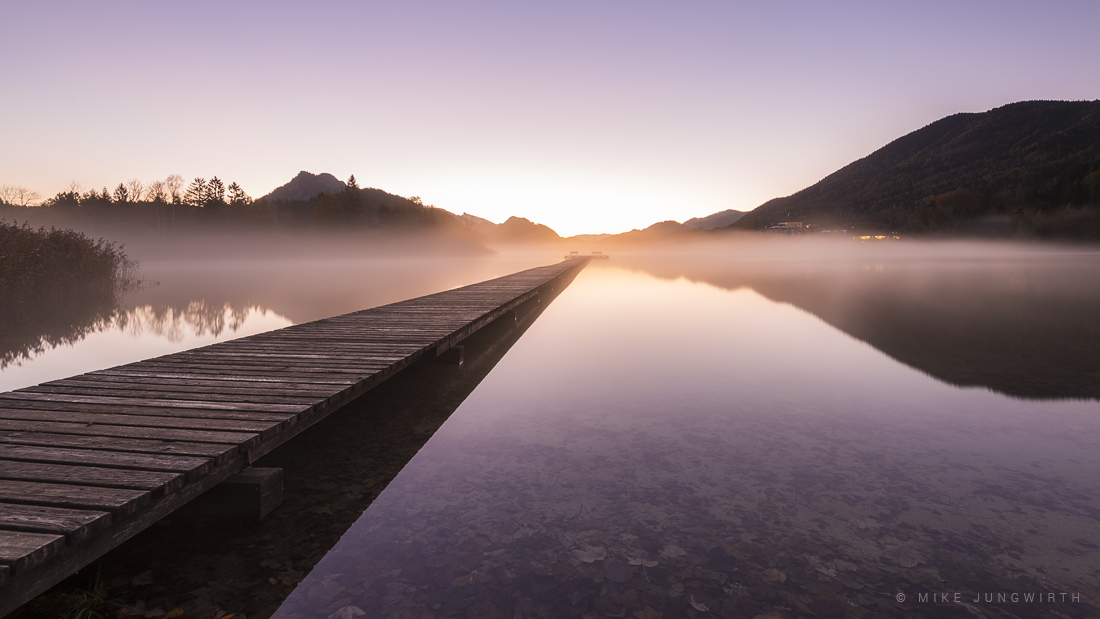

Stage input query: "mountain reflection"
[
  {"left": 5, "top": 247, "right": 1096, "bottom": 402},
  {"left": 609, "top": 245, "right": 1100, "bottom": 400}
]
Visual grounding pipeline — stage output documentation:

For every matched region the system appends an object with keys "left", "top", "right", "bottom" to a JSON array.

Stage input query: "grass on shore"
[{"left": 0, "top": 220, "right": 136, "bottom": 297}]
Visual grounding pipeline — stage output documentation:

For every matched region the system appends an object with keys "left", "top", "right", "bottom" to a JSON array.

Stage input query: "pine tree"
[
  {"left": 227, "top": 182, "right": 251, "bottom": 207},
  {"left": 184, "top": 178, "right": 207, "bottom": 207},
  {"left": 206, "top": 177, "right": 226, "bottom": 207}
]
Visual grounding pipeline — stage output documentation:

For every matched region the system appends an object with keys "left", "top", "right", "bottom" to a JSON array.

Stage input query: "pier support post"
[
  {"left": 434, "top": 345, "right": 465, "bottom": 366},
  {"left": 185, "top": 467, "right": 284, "bottom": 521}
]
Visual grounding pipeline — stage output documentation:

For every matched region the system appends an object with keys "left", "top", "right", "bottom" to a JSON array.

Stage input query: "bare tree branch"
[
  {"left": 164, "top": 174, "right": 184, "bottom": 203},
  {"left": 0, "top": 185, "right": 43, "bottom": 206},
  {"left": 125, "top": 179, "right": 145, "bottom": 202}
]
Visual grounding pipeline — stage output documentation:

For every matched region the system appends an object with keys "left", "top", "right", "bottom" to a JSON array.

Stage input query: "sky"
[{"left": 3, "top": 1, "right": 1100, "bottom": 236}]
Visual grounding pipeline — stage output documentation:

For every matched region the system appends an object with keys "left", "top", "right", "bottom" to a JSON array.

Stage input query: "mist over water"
[
  {"left": 267, "top": 240, "right": 1100, "bottom": 619},
  {"left": 0, "top": 232, "right": 556, "bottom": 391},
  {"left": 4, "top": 235, "right": 1099, "bottom": 616}
]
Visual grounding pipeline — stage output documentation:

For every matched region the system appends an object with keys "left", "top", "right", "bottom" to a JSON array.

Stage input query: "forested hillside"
[{"left": 733, "top": 100, "right": 1100, "bottom": 237}]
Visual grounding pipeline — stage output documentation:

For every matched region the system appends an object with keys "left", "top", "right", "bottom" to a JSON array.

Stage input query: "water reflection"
[
  {"left": 0, "top": 256, "right": 551, "bottom": 391},
  {"left": 275, "top": 252, "right": 1100, "bottom": 619},
  {"left": 0, "top": 288, "right": 120, "bottom": 370},
  {"left": 118, "top": 302, "right": 269, "bottom": 341},
  {"left": 14, "top": 284, "right": 566, "bottom": 619},
  {"left": 612, "top": 247, "right": 1100, "bottom": 400}
]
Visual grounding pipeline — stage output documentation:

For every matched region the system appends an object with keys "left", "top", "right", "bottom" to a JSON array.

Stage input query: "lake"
[
  {"left": 0, "top": 255, "right": 547, "bottom": 392},
  {"left": 262, "top": 242, "right": 1099, "bottom": 619},
  {"left": 5, "top": 241, "right": 1100, "bottom": 618}
]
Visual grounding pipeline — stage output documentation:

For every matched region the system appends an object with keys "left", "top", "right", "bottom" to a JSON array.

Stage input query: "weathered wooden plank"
[
  {"left": 0, "top": 399, "right": 294, "bottom": 422},
  {"left": 0, "top": 504, "right": 112, "bottom": 544},
  {"left": 158, "top": 352, "right": 403, "bottom": 366},
  {"left": 0, "top": 418, "right": 257, "bottom": 446},
  {"left": 0, "top": 564, "right": 8, "bottom": 587},
  {"left": 135, "top": 359, "right": 401, "bottom": 374},
  {"left": 0, "top": 531, "right": 65, "bottom": 573},
  {"left": 20, "top": 385, "right": 321, "bottom": 406},
  {"left": 173, "top": 348, "right": 411, "bottom": 358},
  {"left": 118, "top": 361, "right": 393, "bottom": 376},
  {"left": 106, "top": 364, "right": 375, "bottom": 379},
  {"left": 0, "top": 408, "right": 284, "bottom": 435},
  {"left": 0, "top": 444, "right": 212, "bottom": 476},
  {"left": 168, "top": 343, "right": 417, "bottom": 355},
  {"left": 0, "top": 391, "right": 306, "bottom": 414},
  {"left": 51, "top": 376, "right": 337, "bottom": 397},
  {"left": 0, "top": 430, "right": 240, "bottom": 460},
  {"left": 0, "top": 480, "right": 150, "bottom": 517},
  {"left": 200, "top": 341, "right": 409, "bottom": 353},
  {"left": 90, "top": 369, "right": 358, "bottom": 386},
  {"left": 0, "top": 461, "right": 184, "bottom": 494}
]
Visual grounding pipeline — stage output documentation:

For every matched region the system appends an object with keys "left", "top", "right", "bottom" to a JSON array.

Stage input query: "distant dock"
[{"left": 0, "top": 258, "right": 588, "bottom": 617}]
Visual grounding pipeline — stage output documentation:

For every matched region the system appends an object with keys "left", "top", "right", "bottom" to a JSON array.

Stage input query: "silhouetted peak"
[
  {"left": 732, "top": 99, "right": 1100, "bottom": 236},
  {"left": 492, "top": 216, "right": 562, "bottom": 242},
  {"left": 645, "top": 220, "right": 684, "bottom": 232},
  {"left": 264, "top": 171, "right": 347, "bottom": 202},
  {"left": 683, "top": 209, "right": 744, "bottom": 230}
]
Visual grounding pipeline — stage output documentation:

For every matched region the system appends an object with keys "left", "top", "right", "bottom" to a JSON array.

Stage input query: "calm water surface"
[
  {"left": 272, "top": 249, "right": 1100, "bottom": 619},
  {"left": 0, "top": 256, "right": 547, "bottom": 391}
]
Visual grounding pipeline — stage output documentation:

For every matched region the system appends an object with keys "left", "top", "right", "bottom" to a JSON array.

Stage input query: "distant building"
[{"left": 766, "top": 221, "right": 806, "bottom": 234}]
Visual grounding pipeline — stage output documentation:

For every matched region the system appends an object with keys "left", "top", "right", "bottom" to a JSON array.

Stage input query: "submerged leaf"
[
  {"left": 763, "top": 568, "right": 787, "bottom": 583},
  {"left": 573, "top": 544, "right": 607, "bottom": 563},
  {"left": 626, "top": 549, "right": 658, "bottom": 567},
  {"left": 328, "top": 606, "right": 366, "bottom": 619},
  {"left": 883, "top": 545, "right": 924, "bottom": 568},
  {"left": 659, "top": 545, "right": 687, "bottom": 559},
  {"left": 689, "top": 595, "right": 709, "bottom": 612}
]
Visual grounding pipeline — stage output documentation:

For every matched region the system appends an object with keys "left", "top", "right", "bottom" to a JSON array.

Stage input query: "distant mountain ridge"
[
  {"left": 733, "top": 100, "right": 1100, "bottom": 235},
  {"left": 683, "top": 209, "right": 744, "bottom": 230},
  {"left": 264, "top": 171, "right": 346, "bottom": 202}
]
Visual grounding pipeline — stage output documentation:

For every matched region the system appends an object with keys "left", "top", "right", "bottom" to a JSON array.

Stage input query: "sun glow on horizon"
[{"left": 3, "top": 2, "right": 1099, "bottom": 236}]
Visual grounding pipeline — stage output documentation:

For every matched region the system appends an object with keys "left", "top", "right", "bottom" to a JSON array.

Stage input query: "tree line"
[
  {"left": 26, "top": 174, "right": 253, "bottom": 209},
  {"left": 0, "top": 174, "right": 459, "bottom": 235}
]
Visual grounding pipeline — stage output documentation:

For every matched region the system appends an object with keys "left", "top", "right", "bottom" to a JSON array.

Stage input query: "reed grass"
[{"left": 0, "top": 220, "right": 137, "bottom": 296}]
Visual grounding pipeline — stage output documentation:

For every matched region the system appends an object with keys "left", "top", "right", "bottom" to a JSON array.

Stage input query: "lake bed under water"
[{"left": 267, "top": 248, "right": 1100, "bottom": 619}]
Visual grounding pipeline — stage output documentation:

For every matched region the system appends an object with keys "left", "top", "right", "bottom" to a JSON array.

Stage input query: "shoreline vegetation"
[
  {"left": 0, "top": 221, "right": 137, "bottom": 369},
  {"left": 0, "top": 174, "right": 466, "bottom": 238},
  {"left": 0, "top": 173, "right": 494, "bottom": 260},
  {"left": 0, "top": 221, "right": 137, "bottom": 297}
]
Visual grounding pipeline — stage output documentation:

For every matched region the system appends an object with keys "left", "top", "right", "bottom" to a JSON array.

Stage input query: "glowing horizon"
[{"left": 3, "top": 2, "right": 1099, "bottom": 237}]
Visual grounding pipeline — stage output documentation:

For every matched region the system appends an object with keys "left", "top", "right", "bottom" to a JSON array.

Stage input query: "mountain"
[
  {"left": 264, "top": 171, "right": 347, "bottom": 202},
  {"left": 732, "top": 100, "right": 1100, "bottom": 235},
  {"left": 683, "top": 209, "right": 744, "bottom": 230},
  {"left": 489, "top": 216, "right": 562, "bottom": 244},
  {"left": 457, "top": 212, "right": 496, "bottom": 234},
  {"left": 602, "top": 220, "right": 688, "bottom": 244},
  {"left": 455, "top": 213, "right": 562, "bottom": 244}
]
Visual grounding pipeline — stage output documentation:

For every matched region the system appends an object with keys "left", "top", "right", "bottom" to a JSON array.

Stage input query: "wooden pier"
[{"left": 0, "top": 258, "right": 588, "bottom": 616}]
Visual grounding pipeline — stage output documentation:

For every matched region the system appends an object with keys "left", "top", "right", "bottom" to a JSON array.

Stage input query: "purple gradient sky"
[{"left": 4, "top": 1, "right": 1099, "bottom": 235}]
